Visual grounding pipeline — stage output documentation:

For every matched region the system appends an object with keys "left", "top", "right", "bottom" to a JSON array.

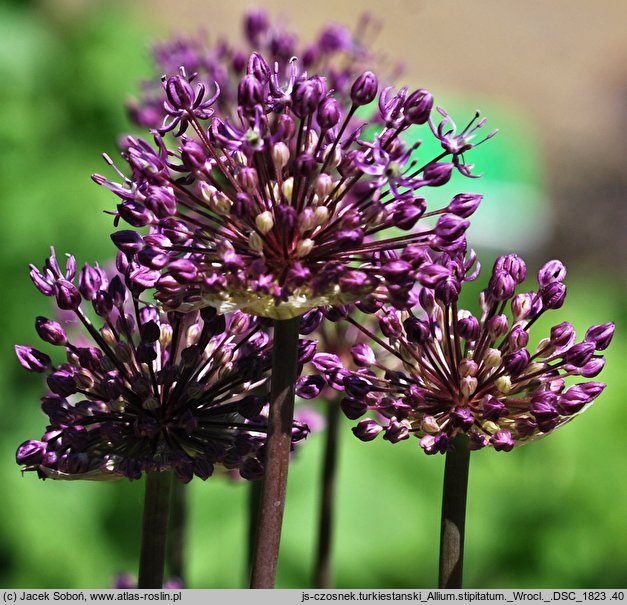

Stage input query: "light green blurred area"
[{"left": 1, "top": 2, "right": 625, "bottom": 589}]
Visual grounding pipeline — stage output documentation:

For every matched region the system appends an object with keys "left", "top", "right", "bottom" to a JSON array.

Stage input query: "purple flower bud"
[
  {"left": 488, "top": 271, "right": 515, "bottom": 301},
  {"left": 296, "top": 375, "right": 325, "bottom": 400},
  {"left": 508, "top": 325, "right": 529, "bottom": 350},
  {"left": 530, "top": 393, "right": 560, "bottom": 432},
  {"left": 550, "top": 322, "right": 575, "bottom": 349},
  {"left": 403, "top": 317, "right": 430, "bottom": 345},
  {"left": 494, "top": 254, "right": 526, "bottom": 284},
  {"left": 15, "top": 345, "right": 51, "bottom": 372},
  {"left": 117, "top": 201, "right": 152, "bottom": 227},
  {"left": 458, "top": 316, "right": 480, "bottom": 341},
  {"left": 168, "top": 259, "right": 198, "bottom": 283},
  {"left": 344, "top": 375, "right": 372, "bottom": 397},
  {"left": 392, "top": 197, "right": 427, "bottom": 230},
  {"left": 563, "top": 342, "right": 595, "bottom": 367},
  {"left": 420, "top": 433, "right": 450, "bottom": 455},
  {"left": 108, "top": 275, "right": 127, "bottom": 307},
  {"left": 247, "top": 52, "right": 271, "bottom": 83},
  {"left": 93, "top": 290, "right": 114, "bottom": 316},
  {"left": 317, "top": 96, "right": 341, "bottom": 130},
  {"left": 418, "top": 263, "right": 450, "bottom": 288},
  {"left": 481, "top": 395, "right": 506, "bottom": 421},
  {"left": 335, "top": 228, "right": 364, "bottom": 249},
  {"left": 381, "top": 260, "right": 413, "bottom": 284},
  {"left": 341, "top": 396, "right": 368, "bottom": 420},
  {"left": 469, "top": 431, "right": 489, "bottom": 450},
  {"left": 47, "top": 369, "right": 77, "bottom": 397},
  {"left": 165, "top": 75, "right": 195, "bottom": 110},
  {"left": 488, "top": 314, "right": 509, "bottom": 338},
  {"left": 584, "top": 323, "right": 615, "bottom": 351},
  {"left": 35, "top": 316, "right": 67, "bottom": 346},
  {"left": 338, "top": 270, "right": 375, "bottom": 295},
  {"left": 194, "top": 459, "right": 214, "bottom": 481},
  {"left": 435, "top": 276, "right": 461, "bottom": 304},
  {"left": 244, "top": 9, "right": 269, "bottom": 45},
  {"left": 558, "top": 382, "right": 605, "bottom": 415},
  {"left": 435, "top": 214, "right": 470, "bottom": 242},
  {"left": 451, "top": 408, "right": 474, "bottom": 429},
  {"left": 312, "top": 353, "right": 342, "bottom": 373},
  {"left": 422, "top": 162, "right": 453, "bottom": 186},
  {"left": 379, "top": 312, "right": 402, "bottom": 338},
  {"left": 383, "top": 419, "right": 410, "bottom": 443},
  {"left": 350, "top": 71, "right": 378, "bottom": 106},
  {"left": 292, "top": 78, "right": 324, "bottom": 118},
  {"left": 181, "top": 140, "right": 208, "bottom": 172},
  {"left": 140, "top": 320, "right": 160, "bottom": 343},
  {"left": 16, "top": 440, "right": 47, "bottom": 465},
  {"left": 55, "top": 279, "right": 81, "bottom": 311},
  {"left": 490, "top": 430, "right": 514, "bottom": 452},
  {"left": 351, "top": 343, "right": 376, "bottom": 367},
  {"left": 238, "top": 74, "right": 264, "bottom": 110},
  {"left": 78, "top": 264, "right": 102, "bottom": 300},
  {"left": 538, "top": 260, "right": 567, "bottom": 287},
  {"left": 403, "top": 89, "right": 433, "bottom": 125},
  {"left": 448, "top": 193, "right": 482, "bottom": 218},
  {"left": 502, "top": 348, "right": 530, "bottom": 376},
  {"left": 237, "top": 396, "right": 266, "bottom": 420},
  {"left": 111, "top": 230, "right": 144, "bottom": 255},
  {"left": 540, "top": 281, "right": 566, "bottom": 310},
  {"left": 145, "top": 186, "right": 177, "bottom": 218},
  {"left": 299, "top": 309, "right": 323, "bottom": 335},
  {"left": 352, "top": 418, "right": 383, "bottom": 442},
  {"left": 580, "top": 356, "right": 605, "bottom": 378}
]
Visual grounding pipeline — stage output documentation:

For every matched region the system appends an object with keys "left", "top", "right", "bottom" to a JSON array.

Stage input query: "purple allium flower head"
[
  {"left": 97, "top": 50, "right": 490, "bottom": 320},
  {"left": 127, "top": 10, "right": 387, "bottom": 129},
  {"left": 314, "top": 253, "right": 611, "bottom": 453},
  {"left": 16, "top": 249, "right": 315, "bottom": 482}
]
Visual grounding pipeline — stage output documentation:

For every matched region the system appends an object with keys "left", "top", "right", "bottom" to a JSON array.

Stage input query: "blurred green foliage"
[{"left": 0, "top": 1, "right": 625, "bottom": 589}]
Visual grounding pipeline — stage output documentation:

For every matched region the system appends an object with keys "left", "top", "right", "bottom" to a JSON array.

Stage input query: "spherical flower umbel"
[
  {"left": 96, "top": 52, "right": 493, "bottom": 319},
  {"left": 313, "top": 252, "right": 613, "bottom": 453},
  {"left": 16, "top": 249, "right": 313, "bottom": 482},
  {"left": 127, "top": 9, "right": 386, "bottom": 128}
]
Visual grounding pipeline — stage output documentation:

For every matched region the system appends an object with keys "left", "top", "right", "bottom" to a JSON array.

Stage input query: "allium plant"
[
  {"left": 314, "top": 251, "right": 613, "bottom": 587},
  {"left": 15, "top": 248, "right": 313, "bottom": 587},
  {"left": 94, "top": 26, "right": 493, "bottom": 584},
  {"left": 128, "top": 9, "right": 390, "bottom": 129}
]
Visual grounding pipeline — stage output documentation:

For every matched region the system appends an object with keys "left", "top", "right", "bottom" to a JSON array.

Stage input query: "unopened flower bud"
[
  {"left": 483, "top": 348, "right": 502, "bottom": 368},
  {"left": 495, "top": 375, "right": 512, "bottom": 393},
  {"left": 255, "top": 211, "right": 274, "bottom": 235},
  {"left": 296, "top": 239, "right": 314, "bottom": 258},
  {"left": 351, "top": 71, "right": 378, "bottom": 106},
  {"left": 403, "top": 89, "right": 433, "bottom": 125},
  {"left": 281, "top": 177, "right": 294, "bottom": 202},
  {"left": 272, "top": 142, "right": 290, "bottom": 170}
]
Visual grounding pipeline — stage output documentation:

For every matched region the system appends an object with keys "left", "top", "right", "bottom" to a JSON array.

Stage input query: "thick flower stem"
[
  {"left": 438, "top": 434, "right": 471, "bottom": 589},
  {"left": 314, "top": 400, "right": 341, "bottom": 588},
  {"left": 250, "top": 316, "right": 301, "bottom": 588},
  {"left": 167, "top": 479, "right": 187, "bottom": 583},
  {"left": 138, "top": 471, "right": 173, "bottom": 589},
  {"left": 246, "top": 479, "right": 262, "bottom": 577}
]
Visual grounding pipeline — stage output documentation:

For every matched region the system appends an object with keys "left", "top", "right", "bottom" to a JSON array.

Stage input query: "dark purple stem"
[
  {"left": 138, "top": 471, "right": 173, "bottom": 589},
  {"left": 247, "top": 479, "right": 262, "bottom": 579},
  {"left": 314, "top": 399, "right": 341, "bottom": 588},
  {"left": 249, "top": 316, "right": 301, "bottom": 588},
  {"left": 438, "top": 434, "right": 470, "bottom": 589},
  {"left": 167, "top": 479, "right": 187, "bottom": 583}
]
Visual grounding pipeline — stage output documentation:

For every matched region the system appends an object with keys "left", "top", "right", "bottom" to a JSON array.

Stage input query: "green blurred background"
[{"left": 1, "top": 0, "right": 626, "bottom": 589}]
